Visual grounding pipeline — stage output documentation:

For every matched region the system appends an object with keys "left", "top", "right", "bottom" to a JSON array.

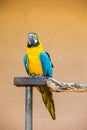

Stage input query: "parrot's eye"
[{"left": 28, "top": 34, "right": 39, "bottom": 47}]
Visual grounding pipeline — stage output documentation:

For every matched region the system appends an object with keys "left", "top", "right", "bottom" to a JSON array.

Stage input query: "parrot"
[{"left": 23, "top": 32, "right": 56, "bottom": 120}]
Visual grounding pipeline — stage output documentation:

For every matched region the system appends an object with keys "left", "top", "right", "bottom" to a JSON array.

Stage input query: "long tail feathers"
[{"left": 36, "top": 86, "right": 56, "bottom": 120}]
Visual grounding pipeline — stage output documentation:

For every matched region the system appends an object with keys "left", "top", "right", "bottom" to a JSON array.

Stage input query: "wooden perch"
[
  {"left": 14, "top": 76, "right": 87, "bottom": 92},
  {"left": 14, "top": 76, "right": 46, "bottom": 86}
]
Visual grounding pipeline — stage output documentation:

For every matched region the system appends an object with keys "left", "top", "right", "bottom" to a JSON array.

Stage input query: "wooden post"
[{"left": 14, "top": 76, "right": 46, "bottom": 130}]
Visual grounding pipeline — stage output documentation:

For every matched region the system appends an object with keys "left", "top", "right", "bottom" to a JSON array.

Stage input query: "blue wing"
[
  {"left": 23, "top": 54, "right": 30, "bottom": 75},
  {"left": 40, "top": 52, "right": 53, "bottom": 77}
]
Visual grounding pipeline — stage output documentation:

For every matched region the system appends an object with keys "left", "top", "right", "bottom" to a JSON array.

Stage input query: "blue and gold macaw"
[{"left": 23, "top": 32, "right": 56, "bottom": 120}]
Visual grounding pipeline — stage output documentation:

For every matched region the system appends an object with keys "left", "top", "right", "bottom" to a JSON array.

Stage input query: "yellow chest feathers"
[{"left": 27, "top": 43, "right": 44, "bottom": 75}]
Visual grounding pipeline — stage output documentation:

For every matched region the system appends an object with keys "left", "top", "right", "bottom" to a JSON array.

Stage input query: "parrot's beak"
[
  {"left": 28, "top": 34, "right": 39, "bottom": 47},
  {"left": 28, "top": 40, "right": 35, "bottom": 47}
]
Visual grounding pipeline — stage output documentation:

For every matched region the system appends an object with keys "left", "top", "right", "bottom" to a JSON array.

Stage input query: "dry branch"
[{"left": 47, "top": 77, "right": 87, "bottom": 92}]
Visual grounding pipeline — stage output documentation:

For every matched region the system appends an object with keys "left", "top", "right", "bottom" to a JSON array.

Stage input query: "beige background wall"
[{"left": 0, "top": 0, "right": 87, "bottom": 130}]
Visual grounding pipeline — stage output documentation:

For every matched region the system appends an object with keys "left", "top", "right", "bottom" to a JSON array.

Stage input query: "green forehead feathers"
[{"left": 27, "top": 32, "right": 38, "bottom": 36}]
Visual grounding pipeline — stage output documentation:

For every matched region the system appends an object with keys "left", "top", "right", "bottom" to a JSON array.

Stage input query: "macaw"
[{"left": 23, "top": 32, "right": 56, "bottom": 120}]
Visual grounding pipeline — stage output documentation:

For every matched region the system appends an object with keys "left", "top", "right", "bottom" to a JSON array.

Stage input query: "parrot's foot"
[
  {"left": 38, "top": 74, "right": 43, "bottom": 77},
  {"left": 31, "top": 74, "right": 44, "bottom": 78},
  {"left": 31, "top": 73, "right": 36, "bottom": 77},
  {"left": 36, "top": 74, "right": 44, "bottom": 78}
]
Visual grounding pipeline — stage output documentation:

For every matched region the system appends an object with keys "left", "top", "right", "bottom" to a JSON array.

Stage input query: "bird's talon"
[{"left": 32, "top": 74, "right": 35, "bottom": 76}]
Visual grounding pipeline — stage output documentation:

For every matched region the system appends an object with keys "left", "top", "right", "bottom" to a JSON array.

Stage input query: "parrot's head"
[{"left": 27, "top": 32, "right": 40, "bottom": 48}]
